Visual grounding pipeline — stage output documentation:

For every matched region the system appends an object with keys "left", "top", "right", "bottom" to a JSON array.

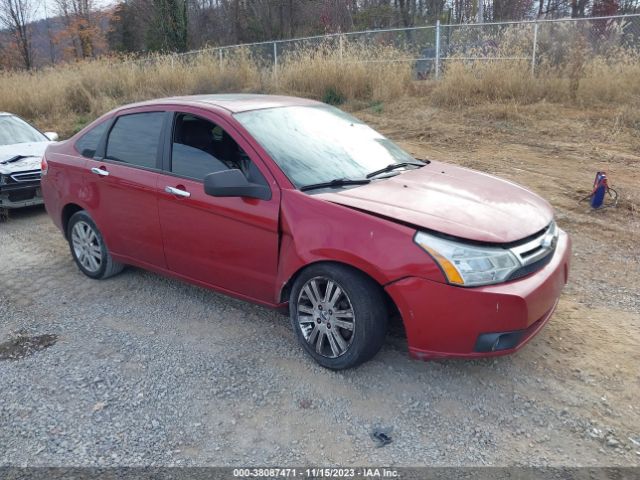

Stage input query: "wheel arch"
[
  {"left": 61, "top": 203, "right": 85, "bottom": 239},
  {"left": 279, "top": 260, "right": 401, "bottom": 322}
]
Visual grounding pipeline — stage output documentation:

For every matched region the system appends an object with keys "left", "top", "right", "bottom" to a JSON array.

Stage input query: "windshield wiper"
[
  {"left": 0, "top": 155, "right": 30, "bottom": 165},
  {"left": 366, "top": 160, "right": 427, "bottom": 179},
  {"left": 300, "top": 178, "right": 371, "bottom": 192}
]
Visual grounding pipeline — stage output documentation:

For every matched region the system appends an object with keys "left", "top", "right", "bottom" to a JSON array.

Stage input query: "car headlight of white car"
[{"left": 414, "top": 231, "right": 522, "bottom": 287}]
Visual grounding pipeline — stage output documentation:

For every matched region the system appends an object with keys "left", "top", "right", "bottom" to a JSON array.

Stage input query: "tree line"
[{"left": 1, "top": 0, "right": 638, "bottom": 69}]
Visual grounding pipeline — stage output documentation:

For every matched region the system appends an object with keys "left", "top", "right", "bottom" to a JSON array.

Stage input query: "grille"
[
  {"left": 507, "top": 247, "right": 556, "bottom": 281},
  {"left": 10, "top": 170, "right": 41, "bottom": 183},
  {"left": 507, "top": 221, "right": 558, "bottom": 280},
  {"left": 8, "top": 188, "right": 37, "bottom": 202}
]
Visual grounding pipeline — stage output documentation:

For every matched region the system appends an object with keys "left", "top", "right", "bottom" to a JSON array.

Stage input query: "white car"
[{"left": 0, "top": 113, "right": 58, "bottom": 210}]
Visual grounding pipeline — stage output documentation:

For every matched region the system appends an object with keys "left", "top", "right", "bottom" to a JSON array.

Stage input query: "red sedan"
[{"left": 41, "top": 94, "right": 571, "bottom": 369}]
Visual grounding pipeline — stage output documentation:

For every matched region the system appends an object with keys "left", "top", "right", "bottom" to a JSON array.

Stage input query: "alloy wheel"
[
  {"left": 71, "top": 220, "right": 103, "bottom": 273},
  {"left": 296, "top": 276, "right": 355, "bottom": 358}
]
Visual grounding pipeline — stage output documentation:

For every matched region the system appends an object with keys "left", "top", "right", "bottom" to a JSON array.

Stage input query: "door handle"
[
  {"left": 90, "top": 167, "right": 109, "bottom": 177},
  {"left": 165, "top": 186, "right": 191, "bottom": 198}
]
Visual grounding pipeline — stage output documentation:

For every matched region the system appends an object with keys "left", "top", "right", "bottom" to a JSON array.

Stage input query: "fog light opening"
[{"left": 475, "top": 330, "right": 525, "bottom": 353}]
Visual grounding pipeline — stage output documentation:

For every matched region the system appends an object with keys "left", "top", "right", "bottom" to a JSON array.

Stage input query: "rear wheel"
[
  {"left": 67, "top": 211, "right": 124, "bottom": 279},
  {"left": 290, "top": 263, "right": 388, "bottom": 369}
]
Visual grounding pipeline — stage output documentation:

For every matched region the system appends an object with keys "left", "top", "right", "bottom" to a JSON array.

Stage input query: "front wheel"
[
  {"left": 289, "top": 263, "right": 388, "bottom": 370},
  {"left": 67, "top": 211, "right": 124, "bottom": 280}
]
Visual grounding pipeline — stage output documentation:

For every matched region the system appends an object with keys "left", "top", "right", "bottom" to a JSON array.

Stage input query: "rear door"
[
  {"left": 156, "top": 108, "right": 281, "bottom": 304},
  {"left": 84, "top": 108, "right": 169, "bottom": 268}
]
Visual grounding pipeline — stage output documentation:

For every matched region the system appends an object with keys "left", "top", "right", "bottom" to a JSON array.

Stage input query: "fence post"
[
  {"left": 435, "top": 20, "right": 441, "bottom": 80},
  {"left": 339, "top": 35, "right": 344, "bottom": 62},
  {"left": 273, "top": 42, "right": 279, "bottom": 88},
  {"left": 531, "top": 22, "right": 539, "bottom": 76},
  {"left": 219, "top": 48, "right": 223, "bottom": 68}
]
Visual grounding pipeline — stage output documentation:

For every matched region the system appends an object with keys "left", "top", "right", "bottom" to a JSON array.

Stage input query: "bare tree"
[
  {"left": 492, "top": 0, "right": 534, "bottom": 20},
  {"left": 571, "top": 0, "right": 590, "bottom": 16},
  {"left": 0, "top": 0, "right": 36, "bottom": 69},
  {"left": 619, "top": 0, "right": 639, "bottom": 12},
  {"left": 43, "top": 1, "right": 56, "bottom": 64},
  {"left": 108, "top": 0, "right": 635, "bottom": 59}
]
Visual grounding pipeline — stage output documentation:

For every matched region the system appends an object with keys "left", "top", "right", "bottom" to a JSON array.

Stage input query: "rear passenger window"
[
  {"left": 76, "top": 121, "right": 109, "bottom": 158},
  {"left": 106, "top": 112, "right": 164, "bottom": 169}
]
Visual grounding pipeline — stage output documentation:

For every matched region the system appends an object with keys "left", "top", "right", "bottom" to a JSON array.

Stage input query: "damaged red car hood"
[{"left": 316, "top": 161, "right": 554, "bottom": 243}]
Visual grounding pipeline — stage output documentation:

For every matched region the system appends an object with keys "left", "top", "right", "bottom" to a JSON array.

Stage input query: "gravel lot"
[{"left": 1, "top": 102, "right": 639, "bottom": 467}]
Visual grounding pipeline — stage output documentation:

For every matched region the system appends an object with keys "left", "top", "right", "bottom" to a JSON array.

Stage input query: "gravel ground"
[
  {"left": 1, "top": 102, "right": 639, "bottom": 467},
  {"left": 1, "top": 207, "right": 638, "bottom": 467}
]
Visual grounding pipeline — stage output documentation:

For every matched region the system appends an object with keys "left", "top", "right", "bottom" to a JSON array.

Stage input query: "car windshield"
[
  {"left": 0, "top": 115, "right": 47, "bottom": 146},
  {"left": 234, "top": 105, "right": 418, "bottom": 188}
]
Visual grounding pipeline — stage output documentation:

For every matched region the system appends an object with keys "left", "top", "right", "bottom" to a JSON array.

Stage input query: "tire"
[
  {"left": 289, "top": 263, "right": 388, "bottom": 370},
  {"left": 67, "top": 211, "right": 124, "bottom": 280}
]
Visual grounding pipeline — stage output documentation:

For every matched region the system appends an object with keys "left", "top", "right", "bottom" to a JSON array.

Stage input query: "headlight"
[{"left": 414, "top": 231, "right": 521, "bottom": 287}]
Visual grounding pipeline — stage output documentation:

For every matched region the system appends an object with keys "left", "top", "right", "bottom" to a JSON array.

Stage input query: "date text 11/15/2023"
[{"left": 232, "top": 467, "right": 399, "bottom": 478}]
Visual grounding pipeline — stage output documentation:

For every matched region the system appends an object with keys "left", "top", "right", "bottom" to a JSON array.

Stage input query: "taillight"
[{"left": 41, "top": 155, "right": 48, "bottom": 175}]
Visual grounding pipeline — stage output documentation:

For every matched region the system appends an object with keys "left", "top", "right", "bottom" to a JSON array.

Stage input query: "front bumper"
[
  {"left": 0, "top": 185, "right": 44, "bottom": 209},
  {"left": 385, "top": 230, "right": 571, "bottom": 360}
]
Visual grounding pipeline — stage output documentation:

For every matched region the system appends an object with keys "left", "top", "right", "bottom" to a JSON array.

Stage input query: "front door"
[{"left": 156, "top": 109, "right": 280, "bottom": 304}]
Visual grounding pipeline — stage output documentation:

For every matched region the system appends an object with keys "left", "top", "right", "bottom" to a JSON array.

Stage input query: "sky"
[{"left": 34, "top": 0, "right": 114, "bottom": 21}]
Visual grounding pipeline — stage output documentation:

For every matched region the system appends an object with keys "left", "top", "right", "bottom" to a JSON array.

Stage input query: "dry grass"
[
  {"left": 431, "top": 60, "right": 565, "bottom": 105},
  {"left": 0, "top": 45, "right": 413, "bottom": 136},
  {"left": 0, "top": 42, "right": 638, "bottom": 137},
  {"left": 431, "top": 51, "right": 640, "bottom": 108},
  {"left": 0, "top": 50, "right": 266, "bottom": 135},
  {"left": 578, "top": 54, "right": 640, "bottom": 105},
  {"left": 276, "top": 44, "right": 412, "bottom": 104}
]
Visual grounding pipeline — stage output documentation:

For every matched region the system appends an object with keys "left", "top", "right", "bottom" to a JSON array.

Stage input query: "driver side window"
[{"left": 171, "top": 113, "right": 266, "bottom": 185}]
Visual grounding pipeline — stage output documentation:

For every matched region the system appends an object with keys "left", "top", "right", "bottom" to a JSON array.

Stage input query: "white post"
[
  {"left": 435, "top": 20, "right": 441, "bottom": 80},
  {"left": 219, "top": 48, "right": 223, "bottom": 68},
  {"left": 477, "top": 0, "right": 484, "bottom": 23},
  {"left": 273, "top": 42, "right": 278, "bottom": 88},
  {"left": 339, "top": 35, "right": 344, "bottom": 61},
  {"left": 531, "top": 22, "right": 539, "bottom": 76}
]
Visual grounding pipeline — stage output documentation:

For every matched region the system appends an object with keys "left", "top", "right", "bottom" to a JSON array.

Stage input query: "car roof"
[{"left": 119, "top": 94, "right": 323, "bottom": 114}]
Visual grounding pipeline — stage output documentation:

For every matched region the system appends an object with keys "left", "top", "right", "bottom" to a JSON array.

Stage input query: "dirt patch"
[{"left": 0, "top": 334, "right": 58, "bottom": 361}]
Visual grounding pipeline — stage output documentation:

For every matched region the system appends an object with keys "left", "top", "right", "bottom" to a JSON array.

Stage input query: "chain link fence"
[{"left": 143, "top": 14, "right": 640, "bottom": 80}]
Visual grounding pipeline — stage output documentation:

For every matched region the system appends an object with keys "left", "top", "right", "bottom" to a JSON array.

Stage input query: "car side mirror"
[
  {"left": 44, "top": 132, "right": 59, "bottom": 141},
  {"left": 204, "top": 169, "right": 271, "bottom": 201}
]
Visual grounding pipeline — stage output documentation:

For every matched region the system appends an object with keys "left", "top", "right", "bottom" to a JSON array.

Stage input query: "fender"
[{"left": 275, "top": 189, "right": 445, "bottom": 303}]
